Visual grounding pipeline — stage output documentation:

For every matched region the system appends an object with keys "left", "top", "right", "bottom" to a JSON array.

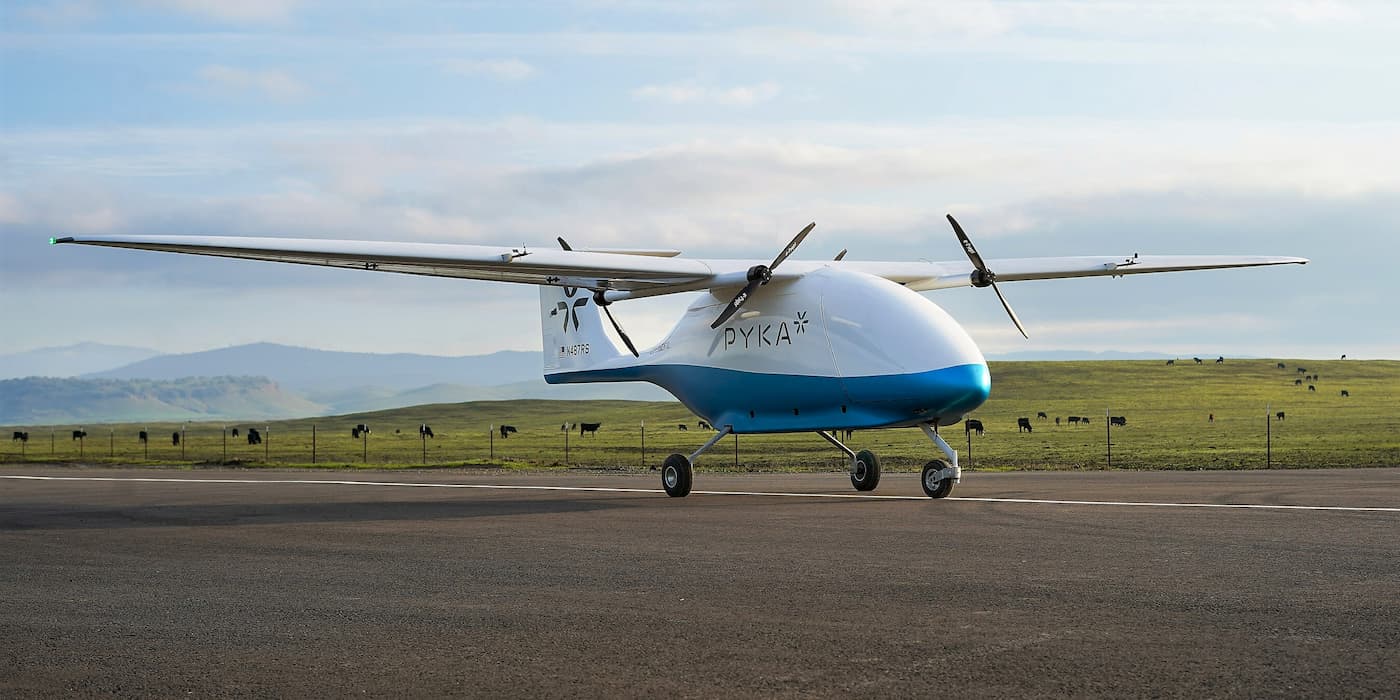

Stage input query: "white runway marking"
[{"left": 4, "top": 474, "right": 1399, "bottom": 513}]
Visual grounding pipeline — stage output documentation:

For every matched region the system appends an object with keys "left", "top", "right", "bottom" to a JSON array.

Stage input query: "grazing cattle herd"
[{"left": 4, "top": 359, "right": 1366, "bottom": 464}]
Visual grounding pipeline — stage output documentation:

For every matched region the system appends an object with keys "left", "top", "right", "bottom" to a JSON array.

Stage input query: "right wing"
[{"left": 53, "top": 235, "right": 715, "bottom": 295}]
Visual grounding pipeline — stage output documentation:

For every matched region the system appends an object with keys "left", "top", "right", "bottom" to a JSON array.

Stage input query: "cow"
[
  {"left": 1110, "top": 416, "right": 1127, "bottom": 427},
  {"left": 1166, "top": 359, "right": 1175, "bottom": 366},
  {"left": 231, "top": 428, "right": 239, "bottom": 438},
  {"left": 560, "top": 423, "right": 569, "bottom": 432},
  {"left": 1276, "top": 412, "right": 1285, "bottom": 421},
  {"left": 964, "top": 419, "right": 984, "bottom": 435},
  {"left": 420, "top": 424, "right": 434, "bottom": 438},
  {"left": 1313, "top": 374, "right": 1320, "bottom": 381},
  {"left": 579, "top": 422, "right": 601, "bottom": 436},
  {"left": 246, "top": 428, "right": 262, "bottom": 445},
  {"left": 698, "top": 421, "right": 712, "bottom": 430},
  {"left": 1193, "top": 357, "right": 1202, "bottom": 364},
  {"left": 677, "top": 424, "right": 688, "bottom": 431},
  {"left": 172, "top": 432, "right": 180, "bottom": 446},
  {"left": 1304, "top": 374, "right": 1313, "bottom": 381},
  {"left": 1208, "top": 413, "right": 1214, "bottom": 424},
  {"left": 500, "top": 425, "right": 518, "bottom": 438},
  {"left": 1036, "top": 411, "right": 1048, "bottom": 420},
  {"left": 1216, "top": 356, "right": 1225, "bottom": 364},
  {"left": 351, "top": 423, "right": 371, "bottom": 439},
  {"left": 1297, "top": 367, "right": 1307, "bottom": 374},
  {"left": 1341, "top": 390, "right": 1350, "bottom": 398},
  {"left": 1017, "top": 417, "right": 1033, "bottom": 433},
  {"left": 71, "top": 430, "right": 87, "bottom": 440},
  {"left": 1308, "top": 385, "right": 1316, "bottom": 392},
  {"left": 1294, "top": 379, "right": 1303, "bottom": 386},
  {"left": 1055, "top": 416, "right": 1061, "bottom": 426},
  {"left": 1080, "top": 417, "right": 1092, "bottom": 424},
  {"left": 1067, "top": 416, "right": 1081, "bottom": 425},
  {"left": 1341, "top": 354, "right": 1347, "bottom": 360},
  {"left": 12, "top": 431, "right": 29, "bottom": 442},
  {"left": 1277, "top": 362, "right": 1286, "bottom": 369}
]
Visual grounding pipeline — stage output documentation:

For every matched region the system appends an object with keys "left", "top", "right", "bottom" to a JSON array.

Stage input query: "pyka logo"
[
  {"left": 722, "top": 311, "right": 808, "bottom": 351},
  {"left": 549, "top": 286, "right": 589, "bottom": 333}
]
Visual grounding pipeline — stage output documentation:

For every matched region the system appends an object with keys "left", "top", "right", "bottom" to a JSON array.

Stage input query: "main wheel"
[
  {"left": 921, "top": 459, "right": 955, "bottom": 499},
  {"left": 850, "top": 449, "right": 881, "bottom": 492},
  {"left": 662, "top": 453, "right": 692, "bottom": 498}
]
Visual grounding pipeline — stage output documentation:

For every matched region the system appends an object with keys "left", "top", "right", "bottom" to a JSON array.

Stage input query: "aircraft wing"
[
  {"left": 867, "top": 254, "right": 1310, "bottom": 292},
  {"left": 52, "top": 235, "right": 715, "bottom": 294},
  {"left": 53, "top": 234, "right": 1307, "bottom": 298}
]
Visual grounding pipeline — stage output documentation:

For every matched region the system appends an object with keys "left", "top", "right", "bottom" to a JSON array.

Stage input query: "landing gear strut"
[
  {"left": 816, "top": 430, "right": 880, "bottom": 492},
  {"left": 661, "top": 426, "right": 733, "bottom": 498},
  {"left": 918, "top": 423, "right": 960, "bottom": 499}
]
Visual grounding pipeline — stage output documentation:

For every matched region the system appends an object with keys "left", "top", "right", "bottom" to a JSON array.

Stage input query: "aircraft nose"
[{"left": 944, "top": 361, "right": 991, "bottom": 416}]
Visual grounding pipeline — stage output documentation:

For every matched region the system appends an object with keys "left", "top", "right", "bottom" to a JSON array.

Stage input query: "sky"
[{"left": 2, "top": 0, "right": 1397, "bottom": 360}]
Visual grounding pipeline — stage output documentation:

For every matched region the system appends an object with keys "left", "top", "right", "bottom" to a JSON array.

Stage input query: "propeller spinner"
[
  {"left": 710, "top": 222, "right": 815, "bottom": 329},
  {"left": 946, "top": 214, "right": 1028, "bottom": 339}
]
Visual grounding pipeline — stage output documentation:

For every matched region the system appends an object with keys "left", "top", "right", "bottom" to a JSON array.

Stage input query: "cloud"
[
  {"left": 197, "top": 64, "right": 308, "bottom": 100},
  {"left": 632, "top": 81, "right": 781, "bottom": 106},
  {"left": 140, "top": 0, "right": 305, "bottom": 23},
  {"left": 441, "top": 58, "right": 536, "bottom": 81}
]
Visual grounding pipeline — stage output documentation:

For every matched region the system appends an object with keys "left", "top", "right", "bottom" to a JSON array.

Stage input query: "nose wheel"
[{"left": 922, "top": 459, "right": 956, "bottom": 498}]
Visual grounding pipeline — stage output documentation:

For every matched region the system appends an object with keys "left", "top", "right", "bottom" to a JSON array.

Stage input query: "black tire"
[
  {"left": 921, "top": 459, "right": 955, "bottom": 499},
  {"left": 851, "top": 449, "right": 881, "bottom": 492},
  {"left": 662, "top": 453, "right": 692, "bottom": 498}
]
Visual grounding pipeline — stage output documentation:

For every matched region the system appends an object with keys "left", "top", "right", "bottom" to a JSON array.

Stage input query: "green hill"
[{"left": 3, "top": 359, "right": 1397, "bottom": 471}]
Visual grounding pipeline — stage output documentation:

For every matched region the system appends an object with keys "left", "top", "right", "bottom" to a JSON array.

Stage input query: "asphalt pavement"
[{"left": 3, "top": 466, "right": 1398, "bottom": 697}]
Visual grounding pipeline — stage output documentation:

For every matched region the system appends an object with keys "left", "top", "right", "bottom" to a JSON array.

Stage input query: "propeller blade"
[
  {"left": 948, "top": 213, "right": 1029, "bottom": 338},
  {"left": 946, "top": 214, "right": 987, "bottom": 271},
  {"left": 833, "top": 248, "right": 847, "bottom": 261},
  {"left": 990, "top": 280, "right": 1029, "bottom": 339},
  {"left": 593, "top": 290, "right": 639, "bottom": 356},
  {"left": 601, "top": 303, "right": 640, "bottom": 356},
  {"left": 710, "top": 279, "right": 762, "bottom": 329},
  {"left": 770, "top": 222, "right": 815, "bottom": 270}
]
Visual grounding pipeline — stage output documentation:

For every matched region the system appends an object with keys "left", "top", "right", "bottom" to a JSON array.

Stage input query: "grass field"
[{"left": 3, "top": 359, "right": 1397, "bottom": 473}]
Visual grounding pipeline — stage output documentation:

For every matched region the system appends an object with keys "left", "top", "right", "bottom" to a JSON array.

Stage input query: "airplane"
[{"left": 53, "top": 216, "right": 1306, "bottom": 498}]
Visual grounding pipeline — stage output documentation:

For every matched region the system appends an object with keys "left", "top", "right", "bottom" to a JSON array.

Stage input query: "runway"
[{"left": 3, "top": 466, "right": 1398, "bottom": 697}]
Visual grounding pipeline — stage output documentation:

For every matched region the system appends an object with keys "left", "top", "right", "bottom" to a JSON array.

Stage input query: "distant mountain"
[
  {"left": 0, "top": 376, "right": 325, "bottom": 424},
  {"left": 0, "top": 342, "right": 162, "bottom": 379},
  {"left": 88, "top": 343, "right": 541, "bottom": 392}
]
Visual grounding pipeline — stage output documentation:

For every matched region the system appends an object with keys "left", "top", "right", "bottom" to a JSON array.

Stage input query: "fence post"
[
  {"left": 1266, "top": 404, "right": 1272, "bottom": 469},
  {"left": 1105, "top": 407, "right": 1111, "bottom": 468},
  {"left": 640, "top": 421, "right": 645, "bottom": 469},
  {"left": 222, "top": 425, "right": 227, "bottom": 462},
  {"left": 312, "top": 424, "right": 317, "bottom": 464}
]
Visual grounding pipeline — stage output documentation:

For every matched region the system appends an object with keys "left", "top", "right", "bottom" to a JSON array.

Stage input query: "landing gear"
[
  {"left": 816, "top": 430, "right": 879, "bottom": 493},
  {"left": 922, "top": 459, "right": 956, "bottom": 498},
  {"left": 918, "top": 423, "right": 961, "bottom": 500},
  {"left": 661, "top": 426, "right": 733, "bottom": 497},
  {"left": 662, "top": 453, "right": 692, "bottom": 498},
  {"left": 851, "top": 449, "right": 881, "bottom": 491}
]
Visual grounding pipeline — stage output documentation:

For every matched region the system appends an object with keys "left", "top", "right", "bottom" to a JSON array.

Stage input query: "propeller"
[
  {"left": 946, "top": 214, "right": 1028, "bottom": 339},
  {"left": 593, "top": 290, "right": 639, "bottom": 357},
  {"left": 710, "top": 222, "right": 815, "bottom": 329},
  {"left": 833, "top": 248, "right": 847, "bottom": 261},
  {"left": 557, "top": 237, "right": 639, "bottom": 357}
]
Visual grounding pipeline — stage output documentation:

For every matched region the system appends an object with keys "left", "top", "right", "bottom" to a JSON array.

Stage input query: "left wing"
[{"left": 842, "top": 254, "right": 1310, "bottom": 292}]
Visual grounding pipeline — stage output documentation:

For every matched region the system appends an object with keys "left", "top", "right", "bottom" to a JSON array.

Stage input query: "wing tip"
[{"left": 50, "top": 236, "right": 74, "bottom": 245}]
